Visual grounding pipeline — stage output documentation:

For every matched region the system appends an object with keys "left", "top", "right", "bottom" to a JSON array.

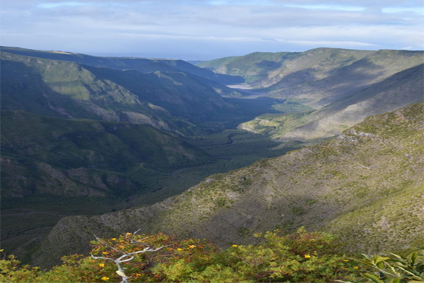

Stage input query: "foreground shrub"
[
  {"left": 356, "top": 248, "right": 424, "bottom": 283},
  {"left": 0, "top": 228, "right": 364, "bottom": 282}
]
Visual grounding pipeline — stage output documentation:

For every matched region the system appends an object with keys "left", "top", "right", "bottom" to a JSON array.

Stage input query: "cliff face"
[{"left": 35, "top": 102, "right": 424, "bottom": 267}]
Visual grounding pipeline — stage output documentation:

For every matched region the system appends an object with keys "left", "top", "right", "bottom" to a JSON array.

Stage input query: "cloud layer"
[{"left": 1, "top": 0, "right": 423, "bottom": 59}]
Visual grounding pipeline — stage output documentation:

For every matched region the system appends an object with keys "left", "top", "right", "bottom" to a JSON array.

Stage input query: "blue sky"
[{"left": 1, "top": 0, "right": 423, "bottom": 60}]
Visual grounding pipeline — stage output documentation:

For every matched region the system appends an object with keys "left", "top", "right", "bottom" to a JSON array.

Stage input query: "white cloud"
[
  {"left": 37, "top": 1, "right": 87, "bottom": 8},
  {"left": 283, "top": 4, "right": 365, "bottom": 12},
  {"left": 382, "top": 6, "right": 424, "bottom": 15},
  {"left": 1, "top": 0, "right": 423, "bottom": 59}
]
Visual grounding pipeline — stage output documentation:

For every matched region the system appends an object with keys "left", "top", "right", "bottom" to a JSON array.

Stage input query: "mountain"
[
  {"left": 32, "top": 102, "right": 424, "bottom": 267},
  {"left": 1, "top": 46, "right": 243, "bottom": 85},
  {"left": 1, "top": 110, "right": 212, "bottom": 198},
  {"left": 197, "top": 48, "right": 372, "bottom": 87},
  {"left": 0, "top": 47, "right": 288, "bottom": 264},
  {"left": 266, "top": 49, "right": 424, "bottom": 108},
  {"left": 198, "top": 48, "right": 424, "bottom": 108},
  {"left": 1, "top": 49, "right": 262, "bottom": 133},
  {"left": 198, "top": 48, "right": 424, "bottom": 142},
  {"left": 81, "top": 65, "right": 238, "bottom": 123},
  {"left": 1, "top": 51, "right": 195, "bottom": 133},
  {"left": 239, "top": 63, "right": 424, "bottom": 141}
]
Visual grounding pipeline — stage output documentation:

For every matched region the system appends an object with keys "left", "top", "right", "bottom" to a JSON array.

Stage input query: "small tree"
[{"left": 90, "top": 230, "right": 171, "bottom": 282}]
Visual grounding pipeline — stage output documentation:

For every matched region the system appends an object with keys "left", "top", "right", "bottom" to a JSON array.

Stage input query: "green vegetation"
[
  {"left": 1, "top": 113, "right": 293, "bottom": 266},
  {"left": 1, "top": 110, "right": 213, "bottom": 197},
  {"left": 0, "top": 46, "right": 242, "bottom": 85},
  {"left": 1, "top": 46, "right": 423, "bottom": 273},
  {"left": 2, "top": 228, "right": 422, "bottom": 282},
  {"left": 197, "top": 51, "right": 293, "bottom": 83},
  {"left": 0, "top": 228, "right": 362, "bottom": 282},
  {"left": 357, "top": 249, "right": 424, "bottom": 283},
  {"left": 34, "top": 102, "right": 423, "bottom": 267}
]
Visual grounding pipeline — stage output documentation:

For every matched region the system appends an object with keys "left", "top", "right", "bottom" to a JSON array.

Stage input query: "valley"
[{"left": 1, "top": 46, "right": 423, "bottom": 268}]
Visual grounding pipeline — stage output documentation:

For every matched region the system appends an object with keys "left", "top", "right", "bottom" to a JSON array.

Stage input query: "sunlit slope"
[
  {"left": 240, "top": 63, "right": 424, "bottom": 141},
  {"left": 36, "top": 102, "right": 424, "bottom": 266},
  {"left": 0, "top": 51, "right": 242, "bottom": 133},
  {"left": 1, "top": 46, "right": 243, "bottom": 84},
  {"left": 1, "top": 52, "right": 193, "bottom": 132},
  {"left": 198, "top": 48, "right": 424, "bottom": 107}
]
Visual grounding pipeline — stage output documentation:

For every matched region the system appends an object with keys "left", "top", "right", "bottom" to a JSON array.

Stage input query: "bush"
[
  {"left": 0, "top": 228, "right": 367, "bottom": 282},
  {"left": 356, "top": 248, "right": 424, "bottom": 283}
]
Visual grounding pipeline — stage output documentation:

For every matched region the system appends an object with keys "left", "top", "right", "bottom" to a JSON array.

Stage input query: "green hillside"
[
  {"left": 33, "top": 103, "right": 424, "bottom": 267},
  {"left": 1, "top": 51, "right": 262, "bottom": 133},
  {"left": 82, "top": 65, "right": 237, "bottom": 123},
  {"left": 266, "top": 49, "right": 424, "bottom": 108},
  {"left": 1, "top": 110, "right": 213, "bottom": 198},
  {"left": 198, "top": 48, "right": 424, "bottom": 107},
  {"left": 197, "top": 51, "right": 294, "bottom": 83},
  {"left": 0, "top": 46, "right": 243, "bottom": 85},
  {"left": 0, "top": 52, "right": 196, "bottom": 133},
  {"left": 239, "top": 63, "right": 424, "bottom": 141}
]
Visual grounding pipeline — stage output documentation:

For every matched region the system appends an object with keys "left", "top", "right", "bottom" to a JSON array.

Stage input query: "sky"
[{"left": 0, "top": 0, "right": 423, "bottom": 60}]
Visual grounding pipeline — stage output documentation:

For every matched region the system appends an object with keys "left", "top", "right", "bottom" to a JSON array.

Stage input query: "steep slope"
[
  {"left": 1, "top": 110, "right": 212, "bottom": 198},
  {"left": 197, "top": 51, "right": 295, "bottom": 84},
  {"left": 0, "top": 46, "right": 243, "bottom": 85},
  {"left": 239, "top": 63, "right": 424, "bottom": 141},
  {"left": 82, "top": 65, "right": 237, "bottom": 123},
  {"left": 1, "top": 51, "right": 194, "bottom": 133},
  {"left": 198, "top": 48, "right": 372, "bottom": 88},
  {"left": 198, "top": 48, "right": 424, "bottom": 108},
  {"left": 1, "top": 51, "right": 248, "bottom": 133},
  {"left": 35, "top": 103, "right": 424, "bottom": 267},
  {"left": 267, "top": 49, "right": 424, "bottom": 107}
]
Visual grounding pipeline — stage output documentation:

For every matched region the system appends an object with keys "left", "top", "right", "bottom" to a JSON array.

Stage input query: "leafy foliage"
[
  {"left": 0, "top": 228, "right": 364, "bottom": 282},
  {"left": 355, "top": 248, "right": 424, "bottom": 283}
]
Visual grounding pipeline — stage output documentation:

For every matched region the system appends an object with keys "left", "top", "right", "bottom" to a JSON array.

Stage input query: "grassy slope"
[
  {"left": 82, "top": 65, "right": 237, "bottom": 123},
  {"left": 197, "top": 51, "right": 293, "bottom": 84},
  {"left": 240, "top": 63, "right": 424, "bottom": 141},
  {"left": 267, "top": 49, "right": 424, "bottom": 108},
  {"left": 0, "top": 51, "right": 196, "bottom": 133},
  {"left": 34, "top": 103, "right": 424, "bottom": 267},
  {"left": 197, "top": 48, "right": 423, "bottom": 108},
  {"left": 0, "top": 51, "right": 247, "bottom": 133},
  {"left": 1, "top": 110, "right": 213, "bottom": 198}
]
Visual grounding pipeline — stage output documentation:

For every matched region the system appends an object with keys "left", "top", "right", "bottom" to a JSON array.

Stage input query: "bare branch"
[{"left": 91, "top": 231, "right": 167, "bottom": 283}]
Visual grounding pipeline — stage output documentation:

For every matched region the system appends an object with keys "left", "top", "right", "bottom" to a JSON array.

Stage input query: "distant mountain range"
[
  {"left": 0, "top": 49, "right": 245, "bottom": 134},
  {"left": 2, "top": 46, "right": 243, "bottom": 85},
  {"left": 197, "top": 48, "right": 424, "bottom": 141}
]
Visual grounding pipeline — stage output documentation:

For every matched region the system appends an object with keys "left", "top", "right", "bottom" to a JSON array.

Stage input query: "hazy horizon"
[{"left": 1, "top": 0, "right": 423, "bottom": 60}]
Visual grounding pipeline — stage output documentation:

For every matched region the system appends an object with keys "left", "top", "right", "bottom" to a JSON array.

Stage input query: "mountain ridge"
[
  {"left": 239, "top": 63, "right": 424, "bottom": 141},
  {"left": 0, "top": 46, "right": 244, "bottom": 85},
  {"left": 0, "top": 51, "right": 246, "bottom": 134}
]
